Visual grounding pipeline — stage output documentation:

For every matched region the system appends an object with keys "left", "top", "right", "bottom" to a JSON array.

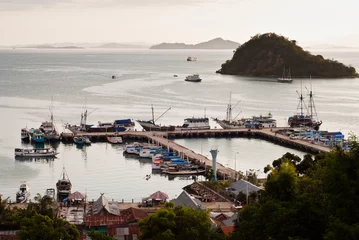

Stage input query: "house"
[
  {"left": 227, "top": 179, "right": 262, "bottom": 198},
  {"left": 172, "top": 190, "right": 205, "bottom": 210}
]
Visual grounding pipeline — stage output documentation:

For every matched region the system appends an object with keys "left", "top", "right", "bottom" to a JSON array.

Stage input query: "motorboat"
[
  {"left": 185, "top": 74, "right": 202, "bottom": 82},
  {"left": 14, "top": 148, "right": 58, "bottom": 157},
  {"left": 21, "top": 128, "right": 30, "bottom": 142},
  {"left": 16, "top": 182, "right": 30, "bottom": 203}
]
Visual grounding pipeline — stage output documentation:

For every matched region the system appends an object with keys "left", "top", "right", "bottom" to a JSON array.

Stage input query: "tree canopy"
[
  {"left": 231, "top": 141, "right": 359, "bottom": 240},
  {"left": 138, "top": 205, "right": 226, "bottom": 240},
  {"left": 218, "top": 33, "right": 358, "bottom": 78}
]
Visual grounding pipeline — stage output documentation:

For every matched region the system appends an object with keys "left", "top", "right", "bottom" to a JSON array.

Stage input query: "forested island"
[
  {"left": 217, "top": 33, "right": 358, "bottom": 78},
  {"left": 150, "top": 37, "right": 240, "bottom": 49}
]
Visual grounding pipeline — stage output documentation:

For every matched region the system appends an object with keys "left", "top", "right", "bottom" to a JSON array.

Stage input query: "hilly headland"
[
  {"left": 217, "top": 33, "right": 358, "bottom": 78},
  {"left": 150, "top": 37, "right": 240, "bottom": 49}
]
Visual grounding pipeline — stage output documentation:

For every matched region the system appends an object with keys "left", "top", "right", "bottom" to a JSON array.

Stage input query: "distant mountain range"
[{"left": 150, "top": 38, "right": 240, "bottom": 49}]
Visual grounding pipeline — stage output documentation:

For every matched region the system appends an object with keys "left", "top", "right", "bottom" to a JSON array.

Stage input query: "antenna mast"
[{"left": 151, "top": 104, "right": 155, "bottom": 123}]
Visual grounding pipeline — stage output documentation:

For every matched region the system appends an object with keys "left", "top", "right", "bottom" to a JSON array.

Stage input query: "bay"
[{"left": 0, "top": 48, "right": 358, "bottom": 202}]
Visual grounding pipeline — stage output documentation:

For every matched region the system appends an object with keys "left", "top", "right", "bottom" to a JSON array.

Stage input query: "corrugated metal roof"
[{"left": 92, "top": 194, "right": 120, "bottom": 216}]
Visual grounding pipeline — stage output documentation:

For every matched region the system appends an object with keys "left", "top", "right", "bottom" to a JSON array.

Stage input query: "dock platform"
[{"left": 60, "top": 128, "right": 331, "bottom": 180}]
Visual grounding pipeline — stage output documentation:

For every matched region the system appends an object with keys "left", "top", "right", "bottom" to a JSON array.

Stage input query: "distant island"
[
  {"left": 150, "top": 37, "right": 240, "bottom": 49},
  {"left": 23, "top": 44, "right": 83, "bottom": 49},
  {"left": 217, "top": 33, "right": 358, "bottom": 78},
  {"left": 93, "top": 42, "right": 148, "bottom": 49}
]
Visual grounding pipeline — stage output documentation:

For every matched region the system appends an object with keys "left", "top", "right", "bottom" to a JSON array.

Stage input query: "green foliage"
[
  {"left": 230, "top": 141, "right": 359, "bottom": 240},
  {"left": 219, "top": 33, "right": 358, "bottom": 78},
  {"left": 87, "top": 231, "right": 117, "bottom": 240},
  {"left": 17, "top": 213, "right": 79, "bottom": 240},
  {"left": 138, "top": 206, "right": 225, "bottom": 240},
  {"left": 202, "top": 180, "right": 231, "bottom": 191}
]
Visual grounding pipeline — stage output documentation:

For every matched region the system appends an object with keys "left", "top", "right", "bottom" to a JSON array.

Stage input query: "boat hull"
[
  {"left": 277, "top": 78, "right": 293, "bottom": 83},
  {"left": 165, "top": 170, "right": 205, "bottom": 175},
  {"left": 184, "top": 79, "right": 202, "bottom": 82}
]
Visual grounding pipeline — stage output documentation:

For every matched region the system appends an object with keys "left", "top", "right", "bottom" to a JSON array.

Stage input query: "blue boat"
[
  {"left": 29, "top": 128, "right": 45, "bottom": 143},
  {"left": 73, "top": 136, "right": 85, "bottom": 145}
]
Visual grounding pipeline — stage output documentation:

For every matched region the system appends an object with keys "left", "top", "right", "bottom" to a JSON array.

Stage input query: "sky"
[{"left": 0, "top": 0, "right": 358, "bottom": 46}]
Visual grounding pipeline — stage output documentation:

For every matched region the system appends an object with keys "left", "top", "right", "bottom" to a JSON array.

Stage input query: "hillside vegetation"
[{"left": 218, "top": 33, "right": 358, "bottom": 78}]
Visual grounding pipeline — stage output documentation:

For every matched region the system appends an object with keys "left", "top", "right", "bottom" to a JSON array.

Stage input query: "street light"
[{"left": 234, "top": 152, "right": 239, "bottom": 181}]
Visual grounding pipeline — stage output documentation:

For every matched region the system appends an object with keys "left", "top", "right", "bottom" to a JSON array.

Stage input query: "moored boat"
[
  {"left": 288, "top": 80, "right": 322, "bottom": 130},
  {"left": 29, "top": 128, "right": 45, "bottom": 143},
  {"left": 21, "top": 128, "right": 30, "bottom": 142},
  {"left": 163, "top": 169, "right": 205, "bottom": 175},
  {"left": 107, "top": 136, "right": 123, "bottom": 144},
  {"left": 185, "top": 74, "right": 202, "bottom": 82},
  {"left": 14, "top": 148, "right": 58, "bottom": 157},
  {"left": 277, "top": 66, "right": 293, "bottom": 83},
  {"left": 16, "top": 182, "right": 30, "bottom": 203},
  {"left": 56, "top": 167, "right": 72, "bottom": 202}
]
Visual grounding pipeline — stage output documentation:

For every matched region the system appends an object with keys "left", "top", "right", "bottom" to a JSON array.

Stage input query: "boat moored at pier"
[{"left": 56, "top": 167, "right": 72, "bottom": 202}]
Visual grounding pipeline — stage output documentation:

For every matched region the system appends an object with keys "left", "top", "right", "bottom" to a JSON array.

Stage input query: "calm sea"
[{"left": 0, "top": 48, "right": 358, "bottom": 202}]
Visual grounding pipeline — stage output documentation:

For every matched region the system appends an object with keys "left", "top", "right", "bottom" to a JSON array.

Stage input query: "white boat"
[
  {"left": 83, "top": 136, "right": 91, "bottom": 144},
  {"left": 164, "top": 169, "right": 206, "bottom": 175},
  {"left": 185, "top": 74, "right": 202, "bottom": 82},
  {"left": 277, "top": 66, "right": 293, "bottom": 83},
  {"left": 107, "top": 136, "right": 123, "bottom": 144},
  {"left": 175, "top": 117, "right": 210, "bottom": 131},
  {"left": 139, "top": 146, "right": 161, "bottom": 158},
  {"left": 16, "top": 182, "right": 30, "bottom": 203},
  {"left": 187, "top": 57, "right": 198, "bottom": 61},
  {"left": 14, "top": 148, "right": 58, "bottom": 157}
]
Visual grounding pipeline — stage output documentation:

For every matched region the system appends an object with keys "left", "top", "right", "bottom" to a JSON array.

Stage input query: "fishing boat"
[
  {"left": 213, "top": 93, "right": 276, "bottom": 129},
  {"left": 107, "top": 136, "right": 123, "bottom": 144},
  {"left": 21, "top": 128, "right": 30, "bottom": 142},
  {"left": 137, "top": 105, "right": 172, "bottom": 131},
  {"left": 56, "top": 167, "right": 72, "bottom": 202},
  {"left": 29, "top": 128, "right": 45, "bottom": 143},
  {"left": 185, "top": 74, "right": 202, "bottom": 82},
  {"left": 277, "top": 66, "right": 293, "bottom": 83},
  {"left": 163, "top": 168, "right": 205, "bottom": 175},
  {"left": 14, "top": 148, "right": 58, "bottom": 157},
  {"left": 16, "top": 181, "right": 30, "bottom": 203},
  {"left": 137, "top": 105, "right": 210, "bottom": 131},
  {"left": 40, "top": 98, "right": 61, "bottom": 142},
  {"left": 288, "top": 79, "right": 322, "bottom": 130}
]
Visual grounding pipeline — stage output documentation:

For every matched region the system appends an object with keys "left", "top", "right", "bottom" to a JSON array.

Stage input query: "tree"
[
  {"left": 87, "top": 231, "right": 117, "bottom": 240},
  {"left": 138, "top": 206, "right": 225, "bottom": 240},
  {"left": 17, "top": 213, "right": 79, "bottom": 240}
]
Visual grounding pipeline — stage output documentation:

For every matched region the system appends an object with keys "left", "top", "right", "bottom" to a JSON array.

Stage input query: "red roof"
[
  {"left": 149, "top": 190, "right": 168, "bottom": 199},
  {"left": 120, "top": 207, "right": 148, "bottom": 222},
  {"left": 68, "top": 191, "right": 86, "bottom": 200}
]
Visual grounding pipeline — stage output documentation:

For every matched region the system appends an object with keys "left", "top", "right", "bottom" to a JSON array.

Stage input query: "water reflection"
[{"left": 14, "top": 156, "right": 56, "bottom": 163}]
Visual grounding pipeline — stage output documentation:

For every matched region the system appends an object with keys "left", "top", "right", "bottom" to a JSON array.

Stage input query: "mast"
[
  {"left": 296, "top": 80, "right": 307, "bottom": 116},
  {"left": 204, "top": 107, "right": 206, "bottom": 118},
  {"left": 226, "top": 92, "right": 232, "bottom": 122},
  {"left": 151, "top": 104, "right": 155, "bottom": 123}
]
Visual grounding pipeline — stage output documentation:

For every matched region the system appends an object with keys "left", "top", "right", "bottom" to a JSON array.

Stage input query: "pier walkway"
[{"left": 61, "top": 128, "right": 331, "bottom": 179}]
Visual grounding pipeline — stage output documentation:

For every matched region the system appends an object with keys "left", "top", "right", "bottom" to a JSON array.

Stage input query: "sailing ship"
[
  {"left": 56, "top": 167, "right": 72, "bottom": 202},
  {"left": 16, "top": 181, "right": 30, "bottom": 203},
  {"left": 277, "top": 66, "right": 293, "bottom": 83},
  {"left": 288, "top": 79, "right": 322, "bottom": 130},
  {"left": 213, "top": 93, "right": 276, "bottom": 129},
  {"left": 137, "top": 105, "right": 172, "bottom": 131}
]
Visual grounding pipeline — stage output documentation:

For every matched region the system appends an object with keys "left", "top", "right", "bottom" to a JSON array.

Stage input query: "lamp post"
[{"left": 234, "top": 152, "right": 239, "bottom": 181}]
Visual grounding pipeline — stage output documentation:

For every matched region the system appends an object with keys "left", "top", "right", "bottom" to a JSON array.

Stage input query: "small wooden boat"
[
  {"left": 14, "top": 148, "right": 58, "bottom": 157},
  {"left": 107, "top": 136, "right": 123, "bottom": 144},
  {"left": 164, "top": 169, "right": 206, "bottom": 175},
  {"left": 73, "top": 136, "right": 85, "bottom": 145}
]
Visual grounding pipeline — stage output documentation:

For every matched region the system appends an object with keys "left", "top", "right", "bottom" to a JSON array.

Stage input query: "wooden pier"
[{"left": 60, "top": 128, "right": 331, "bottom": 180}]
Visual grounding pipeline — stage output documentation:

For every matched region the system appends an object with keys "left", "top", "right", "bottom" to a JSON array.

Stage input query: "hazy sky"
[{"left": 0, "top": 0, "right": 358, "bottom": 46}]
